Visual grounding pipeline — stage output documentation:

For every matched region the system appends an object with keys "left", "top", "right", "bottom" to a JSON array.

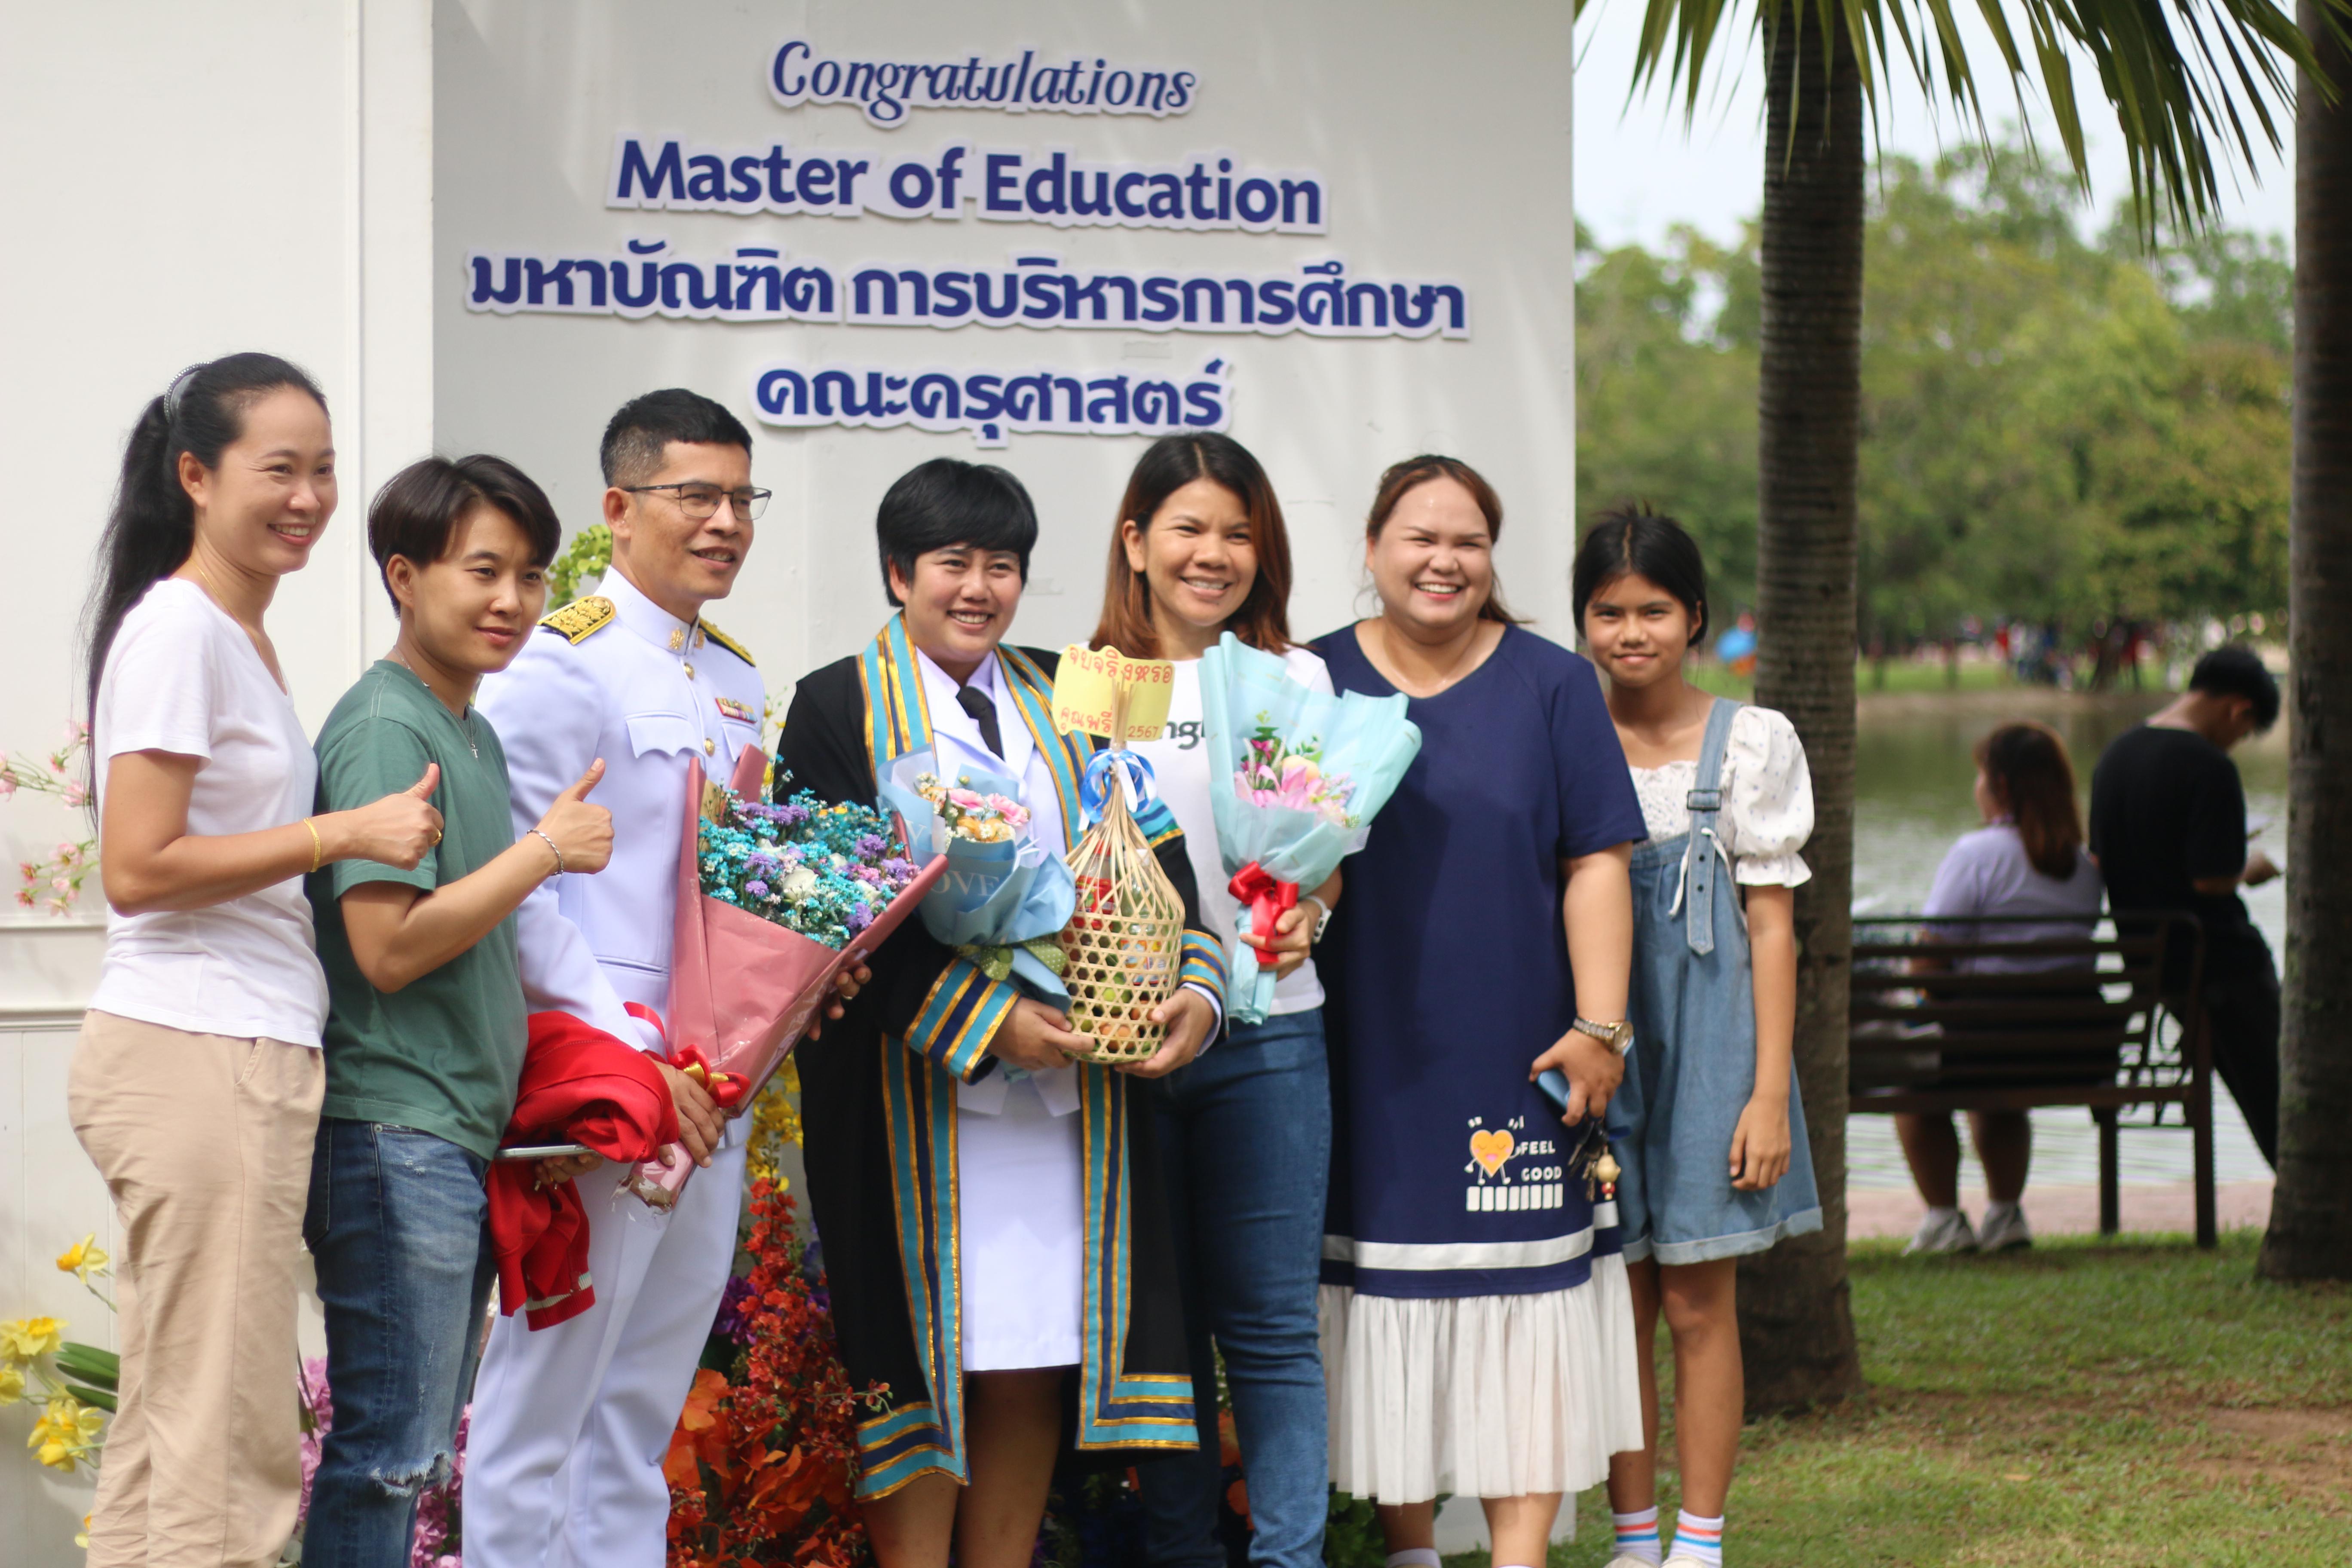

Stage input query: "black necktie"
[{"left": 956, "top": 684, "right": 1004, "bottom": 759}]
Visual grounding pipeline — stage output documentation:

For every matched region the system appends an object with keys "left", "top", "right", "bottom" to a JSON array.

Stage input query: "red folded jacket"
[{"left": 490, "top": 1011, "right": 680, "bottom": 1329}]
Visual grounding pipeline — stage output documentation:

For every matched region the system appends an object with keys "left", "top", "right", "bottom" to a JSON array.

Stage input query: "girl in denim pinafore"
[
  {"left": 1575, "top": 508, "right": 1820, "bottom": 1568},
  {"left": 1617, "top": 697, "right": 1822, "bottom": 1262}
]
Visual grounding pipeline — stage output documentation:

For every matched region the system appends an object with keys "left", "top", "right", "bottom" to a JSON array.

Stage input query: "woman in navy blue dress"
[{"left": 1311, "top": 456, "right": 1647, "bottom": 1568}]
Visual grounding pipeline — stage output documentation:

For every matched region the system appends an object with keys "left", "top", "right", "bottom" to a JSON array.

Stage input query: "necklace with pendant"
[{"left": 389, "top": 650, "right": 479, "bottom": 758}]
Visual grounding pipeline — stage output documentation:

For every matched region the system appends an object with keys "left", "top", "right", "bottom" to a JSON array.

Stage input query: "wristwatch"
[
  {"left": 1297, "top": 894, "right": 1335, "bottom": 944},
  {"left": 1571, "top": 1017, "right": 1636, "bottom": 1057}
]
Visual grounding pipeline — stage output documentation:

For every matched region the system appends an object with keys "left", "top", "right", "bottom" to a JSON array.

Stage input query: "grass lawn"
[{"left": 1448, "top": 1231, "right": 2352, "bottom": 1567}]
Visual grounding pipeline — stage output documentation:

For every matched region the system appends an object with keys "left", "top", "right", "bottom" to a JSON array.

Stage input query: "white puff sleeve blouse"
[{"left": 1627, "top": 704, "right": 1814, "bottom": 888}]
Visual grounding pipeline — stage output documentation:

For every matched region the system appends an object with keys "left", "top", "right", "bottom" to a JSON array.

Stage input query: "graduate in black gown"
[{"left": 776, "top": 459, "right": 1226, "bottom": 1568}]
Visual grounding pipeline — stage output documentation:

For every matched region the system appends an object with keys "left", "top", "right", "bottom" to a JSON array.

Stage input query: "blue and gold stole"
[{"left": 848, "top": 615, "right": 1206, "bottom": 1498}]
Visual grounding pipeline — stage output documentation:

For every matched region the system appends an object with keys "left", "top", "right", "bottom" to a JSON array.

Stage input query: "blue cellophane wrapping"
[
  {"left": 1197, "top": 633, "right": 1422, "bottom": 1023},
  {"left": 878, "top": 750, "right": 1076, "bottom": 1007}
]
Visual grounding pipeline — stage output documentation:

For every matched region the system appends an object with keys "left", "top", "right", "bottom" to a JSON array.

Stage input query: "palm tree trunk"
[
  {"left": 2259, "top": 1, "right": 2352, "bottom": 1281},
  {"left": 1736, "top": 0, "right": 1868, "bottom": 1407}
]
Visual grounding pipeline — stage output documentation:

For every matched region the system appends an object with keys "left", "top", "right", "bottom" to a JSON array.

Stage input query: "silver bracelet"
[{"left": 531, "top": 827, "right": 565, "bottom": 874}]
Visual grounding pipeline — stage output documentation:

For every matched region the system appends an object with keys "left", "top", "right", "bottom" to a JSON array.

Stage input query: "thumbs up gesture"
[
  {"left": 532, "top": 759, "right": 615, "bottom": 876},
  {"left": 341, "top": 763, "right": 445, "bottom": 870}
]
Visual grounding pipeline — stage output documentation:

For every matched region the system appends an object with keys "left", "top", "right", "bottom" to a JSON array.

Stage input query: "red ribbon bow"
[
  {"left": 624, "top": 1002, "right": 746, "bottom": 1110},
  {"left": 1227, "top": 861, "right": 1298, "bottom": 954},
  {"left": 669, "top": 1045, "right": 747, "bottom": 1109}
]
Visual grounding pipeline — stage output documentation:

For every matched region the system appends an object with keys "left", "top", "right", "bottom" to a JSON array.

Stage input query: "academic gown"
[{"left": 777, "top": 615, "right": 1228, "bottom": 1500}]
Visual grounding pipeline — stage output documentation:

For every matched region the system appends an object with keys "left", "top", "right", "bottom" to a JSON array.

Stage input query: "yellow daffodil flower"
[
  {"left": 0, "top": 1364, "right": 23, "bottom": 1406},
  {"left": 76, "top": 1514, "right": 92, "bottom": 1549},
  {"left": 55, "top": 1234, "right": 108, "bottom": 1282},
  {"left": 0, "top": 1316, "right": 62, "bottom": 1361},
  {"left": 27, "top": 1396, "right": 104, "bottom": 1473}
]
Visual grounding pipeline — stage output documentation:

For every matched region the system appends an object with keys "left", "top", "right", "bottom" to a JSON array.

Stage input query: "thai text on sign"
[{"left": 1053, "top": 646, "right": 1174, "bottom": 741}]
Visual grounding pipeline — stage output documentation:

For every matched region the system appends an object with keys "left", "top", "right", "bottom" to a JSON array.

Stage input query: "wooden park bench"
[{"left": 1847, "top": 913, "right": 2217, "bottom": 1247}]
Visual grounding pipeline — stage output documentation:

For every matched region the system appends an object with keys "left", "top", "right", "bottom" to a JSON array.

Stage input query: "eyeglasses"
[{"left": 621, "top": 483, "right": 771, "bottom": 522}]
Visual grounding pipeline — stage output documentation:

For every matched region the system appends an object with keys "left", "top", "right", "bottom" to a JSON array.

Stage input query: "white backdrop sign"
[{"left": 436, "top": 0, "right": 1577, "bottom": 687}]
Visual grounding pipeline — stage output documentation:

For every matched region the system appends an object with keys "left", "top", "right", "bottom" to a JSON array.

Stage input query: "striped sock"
[
  {"left": 1671, "top": 1509, "right": 1725, "bottom": 1566},
  {"left": 1611, "top": 1504, "right": 1663, "bottom": 1564},
  {"left": 1384, "top": 1551, "right": 1441, "bottom": 1568}
]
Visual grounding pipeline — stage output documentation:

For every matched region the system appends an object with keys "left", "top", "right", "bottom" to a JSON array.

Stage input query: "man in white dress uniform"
[{"left": 467, "top": 390, "right": 768, "bottom": 1568}]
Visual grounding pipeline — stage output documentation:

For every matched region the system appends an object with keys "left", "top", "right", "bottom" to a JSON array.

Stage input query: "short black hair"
[
  {"left": 599, "top": 389, "right": 753, "bottom": 487},
  {"left": 1572, "top": 502, "right": 1710, "bottom": 645},
  {"left": 875, "top": 458, "right": 1038, "bottom": 607},
  {"left": 368, "top": 454, "right": 562, "bottom": 610},
  {"left": 2188, "top": 643, "right": 2281, "bottom": 731}
]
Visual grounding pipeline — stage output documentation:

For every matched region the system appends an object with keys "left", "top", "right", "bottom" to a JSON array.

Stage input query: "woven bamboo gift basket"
[{"left": 1060, "top": 692, "right": 1185, "bottom": 1064}]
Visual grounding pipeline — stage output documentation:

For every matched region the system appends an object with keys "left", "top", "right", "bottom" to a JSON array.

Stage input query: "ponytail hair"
[{"left": 83, "top": 354, "right": 327, "bottom": 729}]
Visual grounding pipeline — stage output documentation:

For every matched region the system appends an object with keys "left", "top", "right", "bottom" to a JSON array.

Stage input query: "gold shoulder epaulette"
[
  {"left": 700, "top": 619, "right": 756, "bottom": 667},
  {"left": 540, "top": 595, "right": 615, "bottom": 644}
]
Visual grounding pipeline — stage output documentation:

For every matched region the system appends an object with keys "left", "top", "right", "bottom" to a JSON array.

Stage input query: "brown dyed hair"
[
  {"left": 1091, "top": 433, "right": 1293, "bottom": 657},
  {"left": 1363, "top": 454, "right": 1525, "bottom": 625},
  {"left": 1975, "top": 722, "right": 2085, "bottom": 880}
]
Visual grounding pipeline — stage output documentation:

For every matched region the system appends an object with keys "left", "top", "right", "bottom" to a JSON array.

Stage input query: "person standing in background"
[
  {"left": 2088, "top": 645, "right": 2282, "bottom": 1167},
  {"left": 1576, "top": 507, "right": 1821, "bottom": 1568},
  {"left": 463, "top": 390, "right": 764, "bottom": 1568},
  {"left": 1900, "top": 723, "right": 2107, "bottom": 1255},
  {"left": 70, "top": 355, "right": 443, "bottom": 1568},
  {"left": 1312, "top": 456, "right": 1646, "bottom": 1568},
  {"left": 302, "top": 455, "right": 613, "bottom": 1568},
  {"left": 1092, "top": 434, "right": 1339, "bottom": 1568}
]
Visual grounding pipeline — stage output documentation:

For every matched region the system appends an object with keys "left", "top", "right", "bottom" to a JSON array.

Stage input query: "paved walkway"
[{"left": 1846, "top": 1179, "right": 2275, "bottom": 1241}]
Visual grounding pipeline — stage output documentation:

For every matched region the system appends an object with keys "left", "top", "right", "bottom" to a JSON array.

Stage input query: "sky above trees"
[
  {"left": 1576, "top": 140, "right": 2293, "bottom": 642},
  {"left": 1573, "top": 0, "right": 2300, "bottom": 250}
]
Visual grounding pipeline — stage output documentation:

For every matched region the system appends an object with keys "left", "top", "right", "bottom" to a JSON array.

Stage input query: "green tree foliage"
[{"left": 1575, "top": 145, "right": 2292, "bottom": 642}]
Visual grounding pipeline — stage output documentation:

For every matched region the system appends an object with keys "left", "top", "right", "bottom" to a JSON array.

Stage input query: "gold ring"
[{"left": 431, "top": 830, "right": 443, "bottom": 845}]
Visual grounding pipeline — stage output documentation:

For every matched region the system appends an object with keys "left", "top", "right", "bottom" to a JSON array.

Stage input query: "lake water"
[{"left": 1844, "top": 692, "right": 2281, "bottom": 1191}]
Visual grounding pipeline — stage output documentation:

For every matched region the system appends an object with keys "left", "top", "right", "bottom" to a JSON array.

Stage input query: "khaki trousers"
[{"left": 68, "top": 1010, "right": 325, "bottom": 1568}]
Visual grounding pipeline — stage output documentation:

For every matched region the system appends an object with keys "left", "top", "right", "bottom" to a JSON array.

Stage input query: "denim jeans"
[
  {"left": 301, "top": 1119, "right": 498, "bottom": 1568},
  {"left": 1139, "top": 1008, "right": 1332, "bottom": 1568}
]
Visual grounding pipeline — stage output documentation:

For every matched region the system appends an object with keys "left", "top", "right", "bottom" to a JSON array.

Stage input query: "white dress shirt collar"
[
  {"left": 913, "top": 645, "right": 1041, "bottom": 799},
  {"left": 603, "top": 565, "right": 698, "bottom": 657}
]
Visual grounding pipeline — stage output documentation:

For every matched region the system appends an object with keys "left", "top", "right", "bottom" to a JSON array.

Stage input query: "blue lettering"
[
  {"left": 772, "top": 40, "right": 812, "bottom": 99},
  {"left": 728, "top": 155, "right": 763, "bottom": 204},
  {"left": 1025, "top": 151, "right": 1068, "bottom": 215},
  {"left": 985, "top": 153, "right": 1023, "bottom": 213},
  {"left": 1280, "top": 178, "right": 1323, "bottom": 229},
  {"left": 796, "top": 159, "right": 836, "bottom": 205},
  {"left": 686, "top": 154, "right": 726, "bottom": 203},
  {"left": 614, "top": 139, "right": 685, "bottom": 203},
  {"left": 888, "top": 160, "right": 935, "bottom": 209}
]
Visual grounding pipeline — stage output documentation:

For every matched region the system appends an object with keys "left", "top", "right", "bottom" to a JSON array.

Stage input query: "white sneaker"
[
  {"left": 1605, "top": 1556, "right": 1663, "bottom": 1568},
  {"left": 1905, "top": 1207, "right": 1978, "bottom": 1254},
  {"left": 1977, "top": 1201, "right": 2034, "bottom": 1252}
]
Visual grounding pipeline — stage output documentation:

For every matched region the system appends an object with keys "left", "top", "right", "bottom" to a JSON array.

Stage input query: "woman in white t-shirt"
[
  {"left": 1092, "top": 435, "right": 1338, "bottom": 1568},
  {"left": 1902, "top": 722, "right": 2107, "bottom": 1256},
  {"left": 71, "top": 355, "right": 441, "bottom": 1568}
]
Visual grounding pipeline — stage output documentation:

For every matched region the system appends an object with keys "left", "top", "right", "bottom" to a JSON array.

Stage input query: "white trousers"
[{"left": 466, "top": 1135, "right": 746, "bottom": 1568}]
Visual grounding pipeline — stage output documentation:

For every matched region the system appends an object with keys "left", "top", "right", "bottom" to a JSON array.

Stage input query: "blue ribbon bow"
[{"left": 1079, "top": 748, "right": 1159, "bottom": 826}]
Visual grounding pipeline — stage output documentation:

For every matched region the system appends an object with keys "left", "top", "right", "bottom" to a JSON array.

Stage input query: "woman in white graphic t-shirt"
[
  {"left": 1091, "top": 434, "right": 1339, "bottom": 1568},
  {"left": 72, "top": 354, "right": 440, "bottom": 1568}
]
